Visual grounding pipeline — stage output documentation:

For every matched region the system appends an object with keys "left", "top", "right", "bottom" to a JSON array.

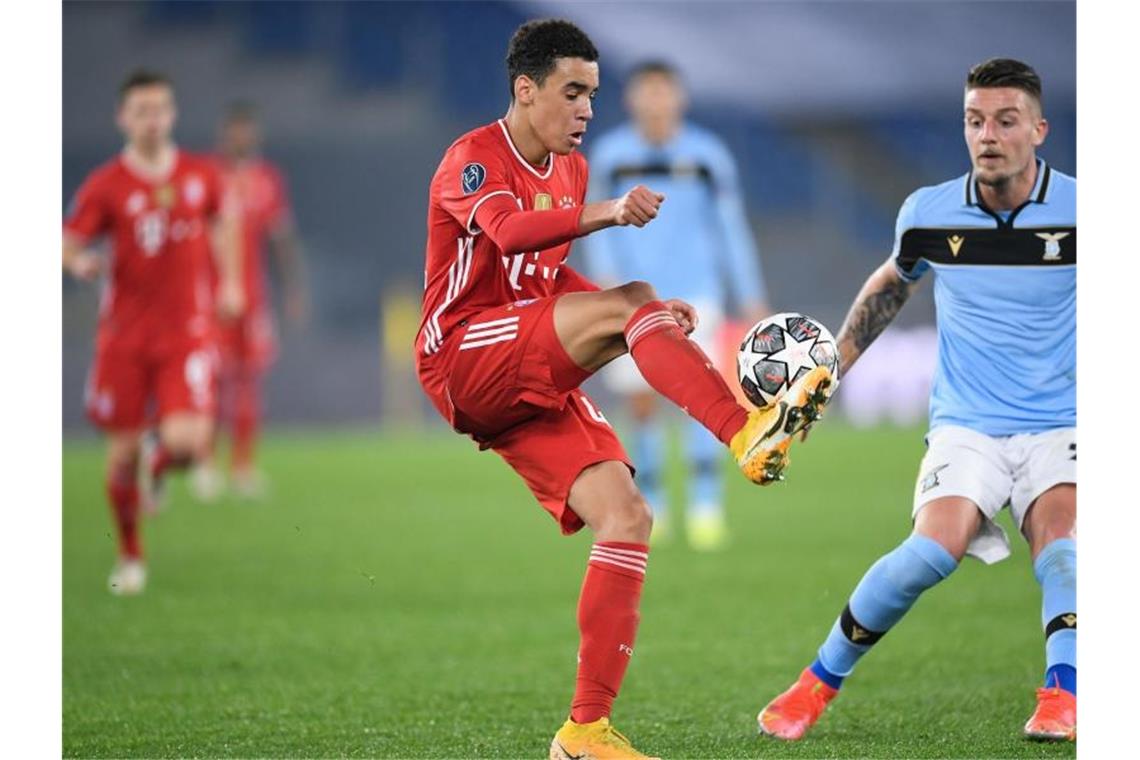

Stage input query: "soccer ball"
[{"left": 737, "top": 312, "right": 840, "bottom": 407}]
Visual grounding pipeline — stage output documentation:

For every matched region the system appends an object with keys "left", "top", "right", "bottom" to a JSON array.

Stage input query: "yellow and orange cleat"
[
  {"left": 730, "top": 366, "right": 834, "bottom": 485},
  {"left": 757, "top": 668, "right": 838, "bottom": 741},
  {"left": 1023, "top": 687, "right": 1076, "bottom": 741},
  {"left": 549, "top": 716, "right": 659, "bottom": 760}
]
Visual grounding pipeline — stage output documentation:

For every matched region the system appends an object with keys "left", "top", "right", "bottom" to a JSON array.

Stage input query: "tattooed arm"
[{"left": 835, "top": 261, "right": 920, "bottom": 374}]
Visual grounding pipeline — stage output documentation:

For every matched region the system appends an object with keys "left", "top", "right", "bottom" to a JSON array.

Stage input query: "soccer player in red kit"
[
  {"left": 195, "top": 101, "right": 308, "bottom": 501},
  {"left": 416, "top": 21, "right": 834, "bottom": 758},
  {"left": 62, "top": 70, "right": 243, "bottom": 595}
]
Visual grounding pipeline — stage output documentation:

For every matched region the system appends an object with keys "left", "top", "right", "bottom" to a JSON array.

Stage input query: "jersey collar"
[
  {"left": 121, "top": 146, "right": 181, "bottom": 185},
  {"left": 964, "top": 157, "right": 1052, "bottom": 207},
  {"left": 496, "top": 119, "right": 554, "bottom": 180}
]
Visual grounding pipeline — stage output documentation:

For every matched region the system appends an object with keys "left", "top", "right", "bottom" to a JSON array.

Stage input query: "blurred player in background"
[
  {"left": 194, "top": 101, "right": 308, "bottom": 501},
  {"left": 757, "top": 59, "right": 1076, "bottom": 742},
  {"left": 415, "top": 20, "right": 832, "bottom": 759},
  {"left": 585, "top": 61, "right": 770, "bottom": 551},
  {"left": 62, "top": 70, "right": 243, "bottom": 595}
]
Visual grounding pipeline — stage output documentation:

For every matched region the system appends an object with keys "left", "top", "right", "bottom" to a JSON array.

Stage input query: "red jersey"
[
  {"left": 64, "top": 150, "right": 225, "bottom": 352},
  {"left": 416, "top": 119, "right": 591, "bottom": 362},
  {"left": 215, "top": 156, "right": 291, "bottom": 313}
]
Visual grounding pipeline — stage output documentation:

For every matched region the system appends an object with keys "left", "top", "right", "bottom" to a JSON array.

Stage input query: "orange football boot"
[
  {"left": 1023, "top": 686, "right": 1076, "bottom": 741},
  {"left": 731, "top": 366, "right": 834, "bottom": 485},
  {"left": 757, "top": 668, "right": 838, "bottom": 741},
  {"left": 549, "top": 717, "right": 659, "bottom": 760}
]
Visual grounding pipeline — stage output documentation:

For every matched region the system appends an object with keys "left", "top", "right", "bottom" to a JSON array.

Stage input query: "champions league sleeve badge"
[{"left": 461, "top": 163, "right": 486, "bottom": 195}]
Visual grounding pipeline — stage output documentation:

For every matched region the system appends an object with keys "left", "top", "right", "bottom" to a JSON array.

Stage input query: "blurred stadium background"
[
  {"left": 62, "top": 3, "right": 1077, "bottom": 757},
  {"left": 63, "top": 0, "right": 1076, "bottom": 433}
]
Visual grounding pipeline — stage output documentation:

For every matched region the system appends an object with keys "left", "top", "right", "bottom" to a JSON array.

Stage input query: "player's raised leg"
[
  {"left": 142, "top": 413, "right": 215, "bottom": 512},
  {"left": 1021, "top": 484, "right": 1076, "bottom": 741},
  {"left": 550, "top": 460, "right": 658, "bottom": 760},
  {"left": 105, "top": 431, "right": 147, "bottom": 595},
  {"left": 758, "top": 497, "right": 974, "bottom": 740},
  {"left": 554, "top": 281, "right": 833, "bottom": 485},
  {"left": 144, "top": 346, "right": 221, "bottom": 510}
]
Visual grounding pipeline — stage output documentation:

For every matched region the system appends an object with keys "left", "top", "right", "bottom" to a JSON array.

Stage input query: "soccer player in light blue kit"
[
  {"left": 757, "top": 59, "right": 1076, "bottom": 742},
  {"left": 585, "top": 61, "right": 769, "bottom": 550}
]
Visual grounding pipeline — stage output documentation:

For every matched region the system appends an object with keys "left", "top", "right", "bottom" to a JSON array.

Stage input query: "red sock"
[
  {"left": 571, "top": 542, "right": 649, "bottom": 724},
  {"left": 625, "top": 302, "right": 748, "bottom": 445},
  {"left": 151, "top": 445, "right": 191, "bottom": 480},
  {"left": 106, "top": 465, "right": 142, "bottom": 559},
  {"left": 232, "top": 371, "right": 260, "bottom": 471}
]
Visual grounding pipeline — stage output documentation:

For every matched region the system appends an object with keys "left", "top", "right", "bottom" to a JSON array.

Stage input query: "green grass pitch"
[{"left": 63, "top": 424, "right": 1077, "bottom": 758}]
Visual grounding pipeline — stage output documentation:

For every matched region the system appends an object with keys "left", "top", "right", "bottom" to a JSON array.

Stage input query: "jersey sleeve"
[
  {"left": 437, "top": 140, "right": 516, "bottom": 235},
  {"left": 890, "top": 190, "right": 928, "bottom": 282},
  {"left": 706, "top": 136, "right": 767, "bottom": 305},
  {"left": 63, "top": 172, "right": 109, "bottom": 243}
]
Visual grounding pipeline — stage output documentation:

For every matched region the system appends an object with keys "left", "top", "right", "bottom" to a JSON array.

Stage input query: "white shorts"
[
  {"left": 912, "top": 425, "right": 1076, "bottom": 565},
  {"left": 599, "top": 300, "right": 724, "bottom": 395}
]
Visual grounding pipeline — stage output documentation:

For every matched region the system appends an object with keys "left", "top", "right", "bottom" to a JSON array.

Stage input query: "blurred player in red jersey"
[
  {"left": 194, "top": 101, "right": 308, "bottom": 501},
  {"left": 62, "top": 70, "right": 244, "bottom": 595},
  {"left": 414, "top": 21, "right": 834, "bottom": 758}
]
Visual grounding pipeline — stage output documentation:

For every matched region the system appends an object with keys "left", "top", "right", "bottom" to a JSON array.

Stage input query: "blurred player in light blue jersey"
[
  {"left": 585, "top": 61, "right": 769, "bottom": 551},
  {"left": 757, "top": 59, "right": 1076, "bottom": 742}
]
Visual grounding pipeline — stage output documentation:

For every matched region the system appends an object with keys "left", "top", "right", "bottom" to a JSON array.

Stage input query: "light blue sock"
[
  {"left": 685, "top": 418, "right": 722, "bottom": 517},
  {"left": 1035, "top": 538, "right": 1076, "bottom": 694},
  {"left": 632, "top": 419, "right": 666, "bottom": 517},
  {"left": 813, "top": 534, "right": 958, "bottom": 685}
]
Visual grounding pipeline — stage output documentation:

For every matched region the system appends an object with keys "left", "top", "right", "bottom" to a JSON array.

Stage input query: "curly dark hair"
[
  {"left": 506, "top": 19, "right": 599, "bottom": 100},
  {"left": 966, "top": 58, "right": 1043, "bottom": 109}
]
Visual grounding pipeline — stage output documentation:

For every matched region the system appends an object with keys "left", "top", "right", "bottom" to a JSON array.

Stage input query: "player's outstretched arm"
[
  {"left": 835, "top": 260, "right": 920, "bottom": 374},
  {"left": 62, "top": 235, "right": 101, "bottom": 281},
  {"left": 474, "top": 184, "right": 665, "bottom": 255}
]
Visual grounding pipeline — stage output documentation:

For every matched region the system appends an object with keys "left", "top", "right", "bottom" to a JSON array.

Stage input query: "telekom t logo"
[{"left": 502, "top": 251, "right": 562, "bottom": 290}]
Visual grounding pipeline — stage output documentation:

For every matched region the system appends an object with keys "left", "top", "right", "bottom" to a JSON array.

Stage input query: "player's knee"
[
  {"left": 161, "top": 421, "right": 211, "bottom": 459},
  {"left": 106, "top": 444, "right": 139, "bottom": 479},
  {"left": 912, "top": 527, "right": 969, "bottom": 563},
  {"left": 614, "top": 280, "right": 659, "bottom": 314},
  {"left": 603, "top": 492, "right": 654, "bottom": 543}
]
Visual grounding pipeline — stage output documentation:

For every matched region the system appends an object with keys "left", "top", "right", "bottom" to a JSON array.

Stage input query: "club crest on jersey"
[
  {"left": 1035, "top": 231, "right": 1070, "bottom": 261},
  {"left": 534, "top": 193, "right": 552, "bottom": 210},
  {"left": 461, "top": 163, "right": 486, "bottom": 195},
  {"left": 183, "top": 175, "right": 205, "bottom": 207}
]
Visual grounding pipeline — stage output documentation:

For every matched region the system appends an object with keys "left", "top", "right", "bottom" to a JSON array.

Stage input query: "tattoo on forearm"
[{"left": 838, "top": 277, "right": 911, "bottom": 360}]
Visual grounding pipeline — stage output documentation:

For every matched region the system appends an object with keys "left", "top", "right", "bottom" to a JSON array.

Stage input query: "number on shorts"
[
  {"left": 184, "top": 350, "right": 213, "bottom": 408},
  {"left": 579, "top": 394, "right": 610, "bottom": 426}
]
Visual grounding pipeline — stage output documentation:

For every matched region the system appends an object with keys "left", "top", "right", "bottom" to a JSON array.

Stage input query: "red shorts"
[
  {"left": 217, "top": 308, "right": 277, "bottom": 371},
  {"left": 420, "top": 296, "right": 632, "bottom": 535},
  {"left": 85, "top": 340, "right": 219, "bottom": 431}
]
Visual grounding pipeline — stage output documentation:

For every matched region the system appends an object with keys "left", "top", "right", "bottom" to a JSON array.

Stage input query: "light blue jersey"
[
  {"left": 891, "top": 159, "right": 1075, "bottom": 436},
  {"left": 583, "top": 123, "right": 766, "bottom": 306}
]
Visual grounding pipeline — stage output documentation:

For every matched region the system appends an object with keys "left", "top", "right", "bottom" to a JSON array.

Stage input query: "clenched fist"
[{"left": 612, "top": 185, "right": 665, "bottom": 228}]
